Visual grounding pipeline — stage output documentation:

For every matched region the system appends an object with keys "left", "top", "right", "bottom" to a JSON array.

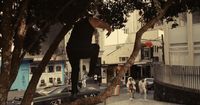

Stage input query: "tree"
[{"left": 1, "top": 0, "right": 200, "bottom": 105}]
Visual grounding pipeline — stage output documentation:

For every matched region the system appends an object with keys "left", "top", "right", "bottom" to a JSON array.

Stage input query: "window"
[
  {"left": 48, "top": 65, "right": 54, "bottom": 73},
  {"left": 49, "top": 78, "right": 53, "bottom": 83},
  {"left": 153, "top": 46, "right": 159, "bottom": 53},
  {"left": 123, "top": 28, "right": 129, "bottom": 34},
  {"left": 141, "top": 47, "right": 152, "bottom": 60},
  {"left": 56, "top": 65, "right": 61, "bottom": 72},
  {"left": 40, "top": 79, "right": 46, "bottom": 87},
  {"left": 193, "top": 11, "right": 200, "bottom": 24},
  {"left": 144, "top": 48, "right": 150, "bottom": 58},
  {"left": 57, "top": 78, "right": 61, "bottom": 84},
  {"left": 119, "top": 57, "right": 129, "bottom": 62}
]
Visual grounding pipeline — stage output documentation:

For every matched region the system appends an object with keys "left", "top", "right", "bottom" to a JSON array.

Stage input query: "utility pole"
[{"left": 161, "top": 34, "right": 165, "bottom": 64}]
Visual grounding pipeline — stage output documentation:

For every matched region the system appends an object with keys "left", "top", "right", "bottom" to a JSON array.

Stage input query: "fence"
[{"left": 153, "top": 63, "right": 200, "bottom": 92}]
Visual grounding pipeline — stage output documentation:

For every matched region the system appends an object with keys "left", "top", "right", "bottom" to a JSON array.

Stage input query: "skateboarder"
[{"left": 66, "top": 14, "right": 112, "bottom": 97}]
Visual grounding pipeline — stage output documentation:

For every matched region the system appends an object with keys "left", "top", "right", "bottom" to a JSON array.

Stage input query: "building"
[
  {"left": 10, "top": 58, "right": 66, "bottom": 90},
  {"left": 30, "top": 58, "right": 66, "bottom": 88},
  {"left": 101, "top": 11, "right": 164, "bottom": 84},
  {"left": 153, "top": 12, "right": 200, "bottom": 104},
  {"left": 10, "top": 59, "right": 32, "bottom": 90},
  {"left": 163, "top": 12, "right": 200, "bottom": 66}
]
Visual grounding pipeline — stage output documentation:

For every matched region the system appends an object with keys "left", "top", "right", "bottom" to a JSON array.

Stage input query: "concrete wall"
[{"left": 154, "top": 80, "right": 200, "bottom": 105}]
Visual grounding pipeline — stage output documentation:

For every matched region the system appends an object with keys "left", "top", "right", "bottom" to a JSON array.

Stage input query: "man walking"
[{"left": 138, "top": 79, "right": 147, "bottom": 100}]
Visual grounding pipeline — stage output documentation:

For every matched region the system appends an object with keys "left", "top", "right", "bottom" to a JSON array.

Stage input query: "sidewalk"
[{"left": 97, "top": 86, "right": 179, "bottom": 105}]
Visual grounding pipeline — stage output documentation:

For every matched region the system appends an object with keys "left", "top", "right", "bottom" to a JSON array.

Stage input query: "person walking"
[
  {"left": 138, "top": 79, "right": 147, "bottom": 100},
  {"left": 126, "top": 77, "right": 136, "bottom": 100},
  {"left": 66, "top": 13, "right": 112, "bottom": 97}
]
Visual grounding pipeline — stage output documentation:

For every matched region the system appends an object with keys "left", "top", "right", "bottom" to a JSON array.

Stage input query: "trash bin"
[{"left": 113, "top": 85, "right": 120, "bottom": 96}]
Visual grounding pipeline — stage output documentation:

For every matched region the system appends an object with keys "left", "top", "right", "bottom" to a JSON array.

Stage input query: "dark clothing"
[
  {"left": 66, "top": 17, "right": 99, "bottom": 95},
  {"left": 67, "top": 17, "right": 95, "bottom": 48}
]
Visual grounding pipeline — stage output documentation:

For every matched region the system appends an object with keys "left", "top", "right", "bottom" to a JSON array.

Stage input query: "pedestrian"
[
  {"left": 126, "top": 77, "right": 136, "bottom": 100},
  {"left": 138, "top": 79, "right": 147, "bottom": 100},
  {"left": 66, "top": 13, "right": 112, "bottom": 97}
]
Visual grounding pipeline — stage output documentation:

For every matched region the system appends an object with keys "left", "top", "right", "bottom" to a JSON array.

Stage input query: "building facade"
[
  {"left": 101, "top": 11, "right": 164, "bottom": 84},
  {"left": 164, "top": 12, "right": 200, "bottom": 66},
  {"left": 10, "top": 58, "right": 66, "bottom": 90},
  {"left": 10, "top": 59, "right": 32, "bottom": 90},
  {"left": 153, "top": 12, "right": 200, "bottom": 104}
]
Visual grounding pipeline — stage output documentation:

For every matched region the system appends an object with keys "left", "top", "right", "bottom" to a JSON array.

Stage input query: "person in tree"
[
  {"left": 126, "top": 77, "right": 136, "bottom": 100},
  {"left": 66, "top": 14, "right": 112, "bottom": 97}
]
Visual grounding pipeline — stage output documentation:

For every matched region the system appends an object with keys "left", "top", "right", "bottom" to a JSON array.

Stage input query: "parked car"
[
  {"left": 8, "top": 92, "right": 43, "bottom": 105},
  {"left": 8, "top": 85, "right": 100, "bottom": 105},
  {"left": 33, "top": 85, "right": 100, "bottom": 105},
  {"left": 144, "top": 78, "right": 154, "bottom": 90}
]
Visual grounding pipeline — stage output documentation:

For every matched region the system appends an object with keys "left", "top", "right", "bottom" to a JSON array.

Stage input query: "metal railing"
[{"left": 153, "top": 63, "right": 200, "bottom": 91}]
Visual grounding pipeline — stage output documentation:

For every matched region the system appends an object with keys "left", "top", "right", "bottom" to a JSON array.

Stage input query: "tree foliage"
[
  {"left": 1, "top": 0, "right": 200, "bottom": 55},
  {"left": 92, "top": 0, "right": 200, "bottom": 29}
]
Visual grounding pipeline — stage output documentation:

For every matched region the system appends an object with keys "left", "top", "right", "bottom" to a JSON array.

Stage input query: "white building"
[
  {"left": 27, "top": 23, "right": 67, "bottom": 89},
  {"left": 101, "top": 11, "right": 164, "bottom": 84},
  {"left": 163, "top": 12, "right": 200, "bottom": 66},
  {"left": 102, "top": 11, "right": 164, "bottom": 64}
]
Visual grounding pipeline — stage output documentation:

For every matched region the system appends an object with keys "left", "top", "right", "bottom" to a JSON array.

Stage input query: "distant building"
[
  {"left": 153, "top": 12, "right": 200, "bottom": 104},
  {"left": 163, "top": 12, "right": 200, "bottom": 66},
  {"left": 10, "top": 58, "right": 66, "bottom": 90},
  {"left": 11, "top": 23, "right": 68, "bottom": 90},
  {"left": 101, "top": 11, "right": 164, "bottom": 84}
]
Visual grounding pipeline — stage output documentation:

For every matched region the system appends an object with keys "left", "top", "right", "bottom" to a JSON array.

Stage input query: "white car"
[{"left": 144, "top": 78, "right": 154, "bottom": 90}]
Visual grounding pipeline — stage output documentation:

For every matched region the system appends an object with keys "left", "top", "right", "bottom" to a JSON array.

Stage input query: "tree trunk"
[
  {"left": 10, "top": 0, "right": 29, "bottom": 84},
  {"left": 0, "top": 77, "right": 10, "bottom": 105},
  {"left": 61, "top": 0, "right": 173, "bottom": 105},
  {"left": 0, "top": 0, "right": 15, "bottom": 104}
]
